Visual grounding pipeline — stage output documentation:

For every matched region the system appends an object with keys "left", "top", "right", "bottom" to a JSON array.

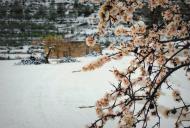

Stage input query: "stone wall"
[{"left": 44, "top": 41, "right": 102, "bottom": 58}]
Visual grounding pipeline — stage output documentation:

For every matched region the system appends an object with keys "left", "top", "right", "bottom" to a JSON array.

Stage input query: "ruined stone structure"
[{"left": 44, "top": 41, "right": 102, "bottom": 58}]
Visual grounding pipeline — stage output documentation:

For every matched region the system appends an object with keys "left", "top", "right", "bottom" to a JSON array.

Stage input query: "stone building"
[{"left": 44, "top": 41, "right": 102, "bottom": 58}]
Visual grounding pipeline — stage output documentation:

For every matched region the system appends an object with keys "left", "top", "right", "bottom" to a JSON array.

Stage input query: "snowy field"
[{"left": 0, "top": 56, "right": 190, "bottom": 128}]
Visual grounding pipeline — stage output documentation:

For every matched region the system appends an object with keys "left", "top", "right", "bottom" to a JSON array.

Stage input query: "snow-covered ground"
[{"left": 0, "top": 56, "right": 189, "bottom": 128}]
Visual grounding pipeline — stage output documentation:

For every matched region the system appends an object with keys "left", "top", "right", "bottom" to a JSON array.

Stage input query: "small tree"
[
  {"left": 81, "top": 0, "right": 190, "bottom": 127},
  {"left": 43, "top": 35, "right": 63, "bottom": 63}
]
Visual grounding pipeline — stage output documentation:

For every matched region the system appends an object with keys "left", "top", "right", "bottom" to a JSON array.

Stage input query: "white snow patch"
[{"left": 0, "top": 56, "right": 189, "bottom": 128}]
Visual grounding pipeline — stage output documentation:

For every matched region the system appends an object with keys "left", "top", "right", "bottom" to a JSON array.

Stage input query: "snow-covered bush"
[
  {"left": 86, "top": 51, "right": 102, "bottom": 57},
  {"left": 81, "top": 0, "right": 190, "bottom": 127},
  {"left": 15, "top": 56, "right": 46, "bottom": 65},
  {"left": 58, "top": 57, "right": 80, "bottom": 63},
  {"left": 0, "top": 56, "right": 9, "bottom": 60}
]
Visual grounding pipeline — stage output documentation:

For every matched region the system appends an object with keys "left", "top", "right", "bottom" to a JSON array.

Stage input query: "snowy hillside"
[
  {"left": 0, "top": 0, "right": 99, "bottom": 46},
  {"left": 0, "top": 55, "right": 189, "bottom": 128}
]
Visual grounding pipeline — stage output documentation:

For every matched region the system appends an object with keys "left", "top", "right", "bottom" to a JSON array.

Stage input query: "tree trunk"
[{"left": 45, "top": 48, "right": 52, "bottom": 64}]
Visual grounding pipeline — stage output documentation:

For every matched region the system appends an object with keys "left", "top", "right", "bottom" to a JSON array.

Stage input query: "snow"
[
  {"left": 80, "top": 28, "right": 98, "bottom": 35},
  {"left": 0, "top": 54, "right": 31, "bottom": 60},
  {"left": 0, "top": 56, "right": 189, "bottom": 128},
  {"left": 0, "top": 57, "right": 117, "bottom": 128},
  {"left": 0, "top": 45, "right": 44, "bottom": 60}
]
